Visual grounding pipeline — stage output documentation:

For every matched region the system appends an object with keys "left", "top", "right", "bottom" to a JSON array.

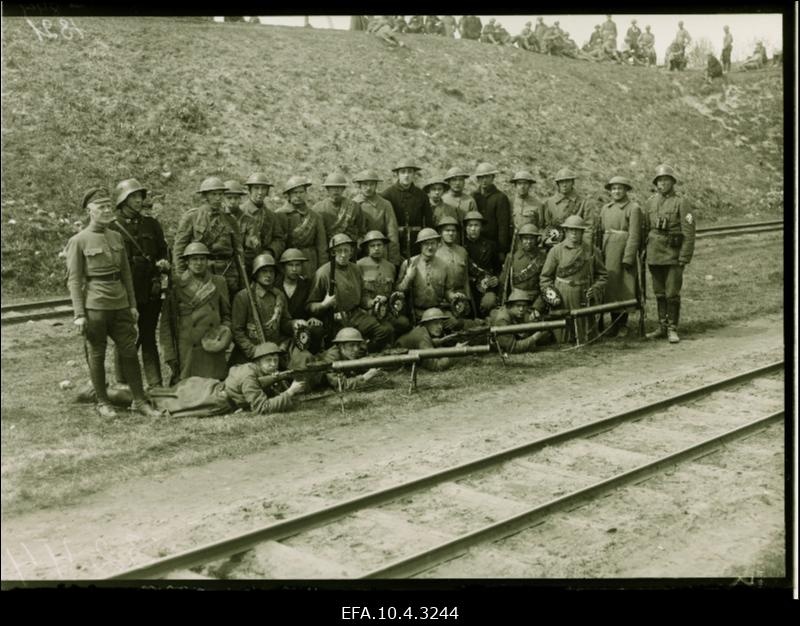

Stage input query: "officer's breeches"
[
  {"left": 85, "top": 308, "right": 145, "bottom": 402},
  {"left": 115, "top": 299, "right": 163, "bottom": 386},
  {"left": 648, "top": 264, "right": 684, "bottom": 299}
]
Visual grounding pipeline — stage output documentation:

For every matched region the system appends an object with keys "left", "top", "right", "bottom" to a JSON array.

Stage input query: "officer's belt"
[
  {"left": 604, "top": 229, "right": 628, "bottom": 234},
  {"left": 87, "top": 272, "right": 122, "bottom": 282},
  {"left": 556, "top": 276, "right": 587, "bottom": 287}
]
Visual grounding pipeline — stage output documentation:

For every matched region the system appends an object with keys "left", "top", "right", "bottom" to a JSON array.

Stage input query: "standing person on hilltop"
[
  {"left": 276, "top": 175, "right": 328, "bottom": 278},
  {"left": 533, "top": 16, "right": 549, "bottom": 53},
  {"left": 624, "top": 19, "right": 641, "bottom": 56},
  {"left": 240, "top": 172, "right": 287, "bottom": 265},
  {"left": 351, "top": 169, "right": 401, "bottom": 265},
  {"left": 472, "top": 163, "right": 512, "bottom": 264},
  {"left": 642, "top": 165, "right": 696, "bottom": 344},
  {"left": 543, "top": 168, "right": 598, "bottom": 248},
  {"left": 639, "top": 25, "right": 656, "bottom": 66},
  {"left": 675, "top": 20, "right": 692, "bottom": 50},
  {"left": 109, "top": 178, "right": 170, "bottom": 389},
  {"left": 721, "top": 25, "right": 733, "bottom": 73},
  {"left": 313, "top": 172, "right": 366, "bottom": 245},
  {"left": 173, "top": 176, "right": 244, "bottom": 304},
  {"left": 458, "top": 15, "right": 482, "bottom": 41},
  {"left": 441, "top": 15, "right": 456, "bottom": 38},
  {"left": 600, "top": 14, "right": 618, "bottom": 49},
  {"left": 66, "top": 188, "right": 162, "bottom": 418},
  {"left": 381, "top": 158, "right": 432, "bottom": 261}
]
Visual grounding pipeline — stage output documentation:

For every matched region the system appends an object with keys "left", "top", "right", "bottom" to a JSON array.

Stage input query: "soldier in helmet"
[
  {"left": 313, "top": 171, "right": 366, "bottom": 244},
  {"left": 66, "top": 188, "right": 162, "bottom": 418},
  {"left": 351, "top": 169, "right": 401, "bottom": 265},
  {"left": 480, "top": 18, "right": 500, "bottom": 44},
  {"left": 230, "top": 252, "right": 294, "bottom": 364},
  {"left": 532, "top": 16, "right": 548, "bottom": 53},
  {"left": 224, "top": 179, "right": 259, "bottom": 270},
  {"left": 425, "top": 175, "right": 460, "bottom": 228},
  {"left": 543, "top": 168, "right": 598, "bottom": 248},
  {"left": 308, "top": 234, "right": 394, "bottom": 352},
  {"left": 643, "top": 165, "right": 696, "bottom": 344},
  {"left": 510, "top": 170, "right": 545, "bottom": 231},
  {"left": 472, "top": 162, "right": 512, "bottom": 263},
  {"left": 540, "top": 215, "right": 608, "bottom": 344},
  {"left": 462, "top": 211, "right": 500, "bottom": 315},
  {"left": 435, "top": 216, "right": 473, "bottom": 311},
  {"left": 109, "top": 178, "right": 170, "bottom": 388},
  {"left": 381, "top": 159, "right": 433, "bottom": 261},
  {"left": 499, "top": 223, "right": 548, "bottom": 314},
  {"left": 240, "top": 172, "right": 287, "bottom": 263},
  {"left": 277, "top": 248, "right": 325, "bottom": 354},
  {"left": 174, "top": 176, "right": 244, "bottom": 303},
  {"left": 396, "top": 307, "right": 461, "bottom": 370},
  {"left": 357, "top": 231, "right": 411, "bottom": 337},
  {"left": 160, "top": 242, "right": 232, "bottom": 382},
  {"left": 599, "top": 176, "right": 643, "bottom": 337},
  {"left": 275, "top": 175, "right": 328, "bottom": 278},
  {"left": 488, "top": 289, "right": 547, "bottom": 353},
  {"left": 396, "top": 228, "right": 457, "bottom": 329},
  {"left": 313, "top": 327, "right": 388, "bottom": 390},
  {"left": 442, "top": 167, "right": 478, "bottom": 229}
]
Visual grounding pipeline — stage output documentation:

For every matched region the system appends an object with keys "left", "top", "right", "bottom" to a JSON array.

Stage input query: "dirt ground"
[{"left": 0, "top": 312, "right": 786, "bottom": 583}]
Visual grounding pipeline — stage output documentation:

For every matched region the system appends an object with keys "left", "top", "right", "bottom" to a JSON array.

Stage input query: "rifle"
[
  {"left": 257, "top": 361, "right": 335, "bottom": 388},
  {"left": 432, "top": 325, "right": 491, "bottom": 347},
  {"left": 637, "top": 249, "right": 647, "bottom": 337},
  {"left": 232, "top": 235, "right": 266, "bottom": 344},
  {"left": 500, "top": 224, "right": 517, "bottom": 305},
  {"left": 166, "top": 260, "right": 181, "bottom": 385}
]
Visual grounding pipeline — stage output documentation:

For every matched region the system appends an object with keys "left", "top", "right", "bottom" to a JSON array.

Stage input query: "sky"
[{"left": 215, "top": 14, "right": 783, "bottom": 64}]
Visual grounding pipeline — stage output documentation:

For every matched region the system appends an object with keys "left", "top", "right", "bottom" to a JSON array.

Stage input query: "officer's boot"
[
  {"left": 646, "top": 298, "right": 668, "bottom": 339},
  {"left": 667, "top": 298, "right": 681, "bottom": 344},
  {"left": 119, "top": 356, "right": 163, "bottom": 418},
  {"left": 112, "top": 347, "right": 127, "bottom": 385},
  {"left": 86, "top": 344, "right": 117, "bottom": 418}
]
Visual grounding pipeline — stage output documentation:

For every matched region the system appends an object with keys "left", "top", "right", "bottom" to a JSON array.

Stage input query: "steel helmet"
[
  {"left": 463, "top": 211, "right": 486, "bottom": 223},
  {"left": 279, "top": 248, "right": 309, "bottom": 264},
  {"left": 436, "top": 216, "right": 460, "bottom": 229},
  {"left": 252, "top": 342, "right": 285, "bottom": 359},
  {"left": 518, "top": 223, "right": 542, "bottom": 237},
  {"left": 251, "top": 253, "right": 277, "bottom": 277},
  {"left": 562, "top": 215, "right": 587, "bottom": 230},
  {"left": 605, "top": 176, "right": 633, "bottom": 191},
  {"left": 245, "top": 172, "right": 273, "bottom": 187},
  {"left": 506, "top": 288, "right": 534, "bottom": 304},
  {"left": 283, "top": 175, "right": 312, "bottom": 194},
  {"left": 422, "top": 176, "right": 449, "bottom": 192},
  {"left": 443, "top": 166, "right": 469, "bottom": 181},
  {"left": 322, "top": 172, "right": 348, "bottom": 187},
  {"left": 332, "top": 327, "right": 365, "bottom": 343},
  {"left": 542, "top": 285, "right": 564, "bottom": 308},
  {"left": 352, "top": 169, "right": 382, "bottom": 183},
  {"left": 224, "top": 180, "right": 247, "bottom": 195},
  {"left": 201, "top": 325, "right": 233, "bottom": 353},
  {"left": 474, "top": 162, "right": 499, "bottom": 177},
  {"left": 197, "top": 176, "right": 227, "bottom": 193},
  {"left": 328, "top": 233, "right": 355, "bottom": 251},
  {"left": 415, "top": 228, "right": 441, "bottom": 244},
  {"left": 510, "top": 170, "right": 536, "bottom": 184},
  {"left": 180, "top": 242, "right": 211, "bottom": 258},
  {"left": 652, "top": 164, "right": 678, "bottom": 185},
  {"left": 113, "top": 178, "right": 147, "bottom": 207},
  {"left": 360, "top": 230, "right": 390, "bottom": 247},
  {"left": 391, "top": 158, "right": 421, "bottom": 172},
  {"left": 418, "top": 307, "right": 450, "bottom": 324},
  {"left": 553, "top": 168, "right": 577, "bottom": 182}
]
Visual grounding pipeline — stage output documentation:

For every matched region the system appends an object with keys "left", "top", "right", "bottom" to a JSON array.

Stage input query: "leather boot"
[
  {"left": 119, "top": 355, "right": 148, "bottom": 403},
  {"left": 646, "top": 298, "right": 668, "bottom": 339},
  {"left": 667, "top": 299, "right": 681, "bottom": 343},
  {"left": 86, "top": 343, "right": 110, "bottom": 403}
]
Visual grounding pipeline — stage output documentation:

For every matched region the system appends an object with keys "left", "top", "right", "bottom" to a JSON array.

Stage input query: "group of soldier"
[{"left": 65, "top": 160, "right": 696, "bottom": 419}]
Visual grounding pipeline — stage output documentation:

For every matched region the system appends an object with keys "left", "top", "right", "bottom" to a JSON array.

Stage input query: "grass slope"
[{"left": 1, "top": 18, "right": 784, "bottom": 297}]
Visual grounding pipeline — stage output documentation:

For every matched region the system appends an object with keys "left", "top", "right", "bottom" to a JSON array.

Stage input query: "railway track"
[
  {"left": 0, "top": 221, "right": 782, "bottom": 327},
  {"left": 108, "top": 360, "right": 784, "bottom": 580}
]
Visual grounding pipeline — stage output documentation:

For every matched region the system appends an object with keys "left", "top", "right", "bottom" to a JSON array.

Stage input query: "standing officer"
[
  {"left": 110, "top": 178, "right": 170, "bottom": 388},
  {"left": 640, "top": 26, "right": 656, "bottom": 66},
  {"left": 643, "top": 165, "right": 695, "bottom": 344},
  {"left": 472, "top": 162, "right": 512, "bottom": 262},
  {"left": 241, "top": 172, "right": 287, "bottom": 262},
  {"left": 352, "top": 169, "right": 401, "bottom": 265},
  {"left": 540, "top": 215, "right": 607, "bottom": 344},
  {"left": 357, "top": 231, "right": 410, "bottom": 337},
  {"left": 313, "top": 171, "right": 366, "bottom": 243},
  {"left": 600, "top": 14, "right": 618, "bottom": 49},
  {"left": 543, "top": 168, "right": 597, "bottom": 247},
  {"left": 721, "top": 25, "right": 733, "bottom": 73},
  {"left": 381, "top": 158, "right": 432, "bottom": 261},
  {"left": 599, "top": 176, "right": 642, "bottom": 337},
  {"left": 66, "top": 188, "right": 161, "bottom": 418},
  {"left": 442, "top": 166, "right": 478, "bottom": 228},
  {"left": 510, "top": 170, "right": 544, "bottom": 231},
  {"left": 276, "top": 175, "right": 328, "bottom": 278},
  {"left": 173, "top": 176, "right": 244, "bottom": 303}
]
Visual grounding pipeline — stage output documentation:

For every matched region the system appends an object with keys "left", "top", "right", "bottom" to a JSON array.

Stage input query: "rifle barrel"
[
  {"left": 490, "top": 319, "right": 567, "bottom": 335},
  {"left": 413, "top": 345, "right": 490, "bottom": 359},
  {"left": 570, "top": 299, "right": 639, "bottom": 317},
  {"left": 332, "top": 353, "right": 420, "bottom": 370}
]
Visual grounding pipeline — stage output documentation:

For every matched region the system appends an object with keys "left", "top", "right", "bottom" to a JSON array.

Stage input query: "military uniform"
[
  {"left": 309, "top": 261, "right": 394, "bottom": 351},
  {"left": 599, "top": 198, "right": 642, "bottom": 303},
  {"left": 66, "top": 223, "right": 148, "bottom": 407},
  {"left": 381, "top": 183, "right": 433, "bottom": 260},
  {"left": 499, "top": 245, "right": 548, "bottom": 311},
  {"left": 431, "top": 202, "right": 462, "bottom": 229},
  {"left": 511, "top": 193, "right": 545, "bottom": 231},
  {"left": 159, "top": 269, "right": 231, "bottom": 381},
  {"left": 643, "top": 186, "right": 695, "bottom": 336},
  {"left": 543, "top": 190, "right": 597, "bottom": 246},
  {"left": 173, "top": 204, "right": 243, "bottom": 300},
  {"left": 435, "top": 242, "right": 471, "bottom": 300},
  {"left": 722, "top": 30, "right": 733, "bottom": 71},
  {"left": 354, "top": 193, "right": 401, "bottom": 265},
  {"left": 442, "top": 189, "right": 477, "bottom": 224},
  {"left": 540, "top": 237, "right": 608, "bottom": 343},
  {"left": 395, "top": 325, "right": 452, "bottom": 371},
  {"left": 275, "top": 202, "right": 328, "bottom": 278},
  {"left": 230, "top": 284, "right": 293, "bottom": 362},
  {"left": 472, "top": 184, "right": 512, "bottom": 255},
  {"left": 239, "top": 197, "right": 288, "bottom": 267},
  {"left": 487, "top": 306, "right": 540, "bottom": 354},
  {"left": 396, "top": 254, "right": 454, "bottom": 320},
  {"left": 357, "top": 256, "right": 410, "bottom": 335},
  {"left": 223, "top": 363, "right": 296, "bottom": 414},
  {"left": 312, "top": 197, "right": 366, "bottom": 244},
  {"left": 464, "top": 235, "right": 500, "bottom": 313},
  {"left": 109, "top": 208, "right": 169, "bottom": 386}
]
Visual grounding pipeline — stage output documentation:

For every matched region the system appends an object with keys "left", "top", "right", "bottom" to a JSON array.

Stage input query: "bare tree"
[{"left": 687, "top": 37, "right": 715, "bottom": 69}]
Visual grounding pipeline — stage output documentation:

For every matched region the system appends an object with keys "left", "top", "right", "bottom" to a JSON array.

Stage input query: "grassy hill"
[{"left": 1, "top": 17, "right": 784, "bottom": 298}]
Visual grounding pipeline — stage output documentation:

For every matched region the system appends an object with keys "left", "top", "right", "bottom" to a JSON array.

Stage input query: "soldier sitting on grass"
[
  {"left": 396, "top": 307, "right": 463, "bottom": 370},
  {"left": 488, "top": 289, "right": 548, "bottom": 354}
]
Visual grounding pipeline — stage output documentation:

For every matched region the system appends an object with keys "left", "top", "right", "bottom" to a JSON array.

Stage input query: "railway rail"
[
  {"left": 107, "top": 360, "right": 784, "bottom": 580},
  {"left": 0, "top": 220, "right": 783, "bottom": 326}
]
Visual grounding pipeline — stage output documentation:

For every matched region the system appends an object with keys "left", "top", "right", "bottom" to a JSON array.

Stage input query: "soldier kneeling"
[{"left": 488, "top": 289, "right": 548, "bottom": 353}]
